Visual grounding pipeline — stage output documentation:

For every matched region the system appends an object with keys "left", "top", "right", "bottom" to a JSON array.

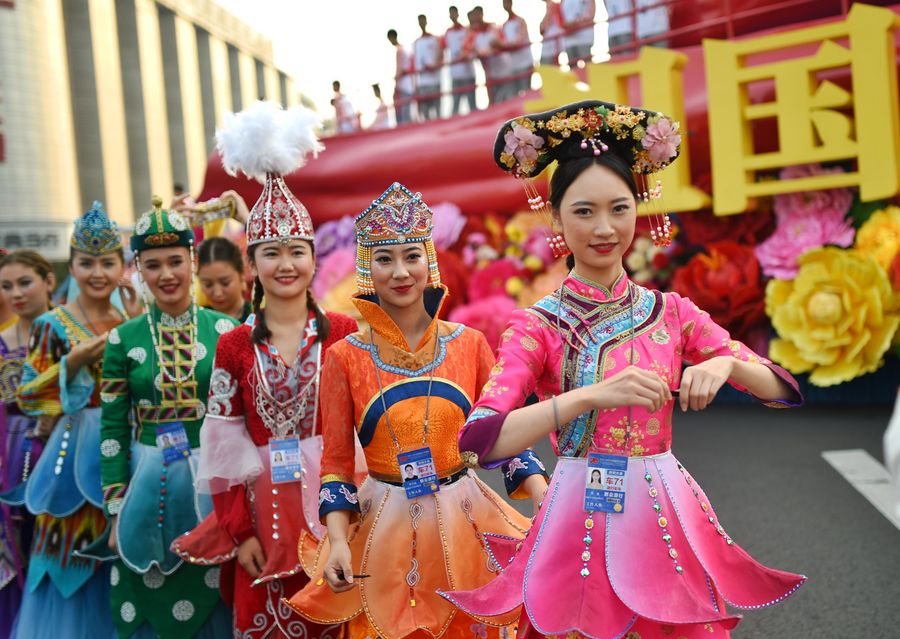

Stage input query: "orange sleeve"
[{"left": 318, "top": 346, "right": 362, "bottom": 521}]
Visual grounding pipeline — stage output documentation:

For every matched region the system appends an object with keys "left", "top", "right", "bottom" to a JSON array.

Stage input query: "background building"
[{"left": 0, "top": 0, "right": 303, "bottom": 258}]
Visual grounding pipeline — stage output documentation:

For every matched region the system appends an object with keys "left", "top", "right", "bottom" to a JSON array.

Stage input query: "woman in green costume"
[{"left": 99, "top": 197, "right": 238, "bottom": 638}]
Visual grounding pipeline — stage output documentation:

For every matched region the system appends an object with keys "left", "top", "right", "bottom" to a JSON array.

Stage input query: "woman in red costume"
[{"left": 173, "top": 101, "right": 358, "bottom": 639}]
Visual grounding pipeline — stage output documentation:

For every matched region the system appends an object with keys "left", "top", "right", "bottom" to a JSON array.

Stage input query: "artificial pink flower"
[
  {"left": 504, "top": 123, "right": 544, "bottom": 167},
  {"left": 449, "top": 295, "right": 518, "bottom": 354},
  {"left": 315, "top": 215, "right": 356, "bottom": 258},
  {"left": 641, "top": 118, "right": 681, "bottom": 164},
  {"left": 754, "top": 208, "right": 855, "bottom": 280},
  {"left": 431, "top": 202, "right": 468, "bottom": 250},
  {"left": 468, "top": 257, "right": 527, "bottom": 300},
  {"left": 462, "top": 232, "right": 494, "bottom": 268},
  {"left": 522, "top": 225, "right": 555, "bottom": 267},
  {"left": 773, "top": 164, "right": 853, "bottom": 219}
]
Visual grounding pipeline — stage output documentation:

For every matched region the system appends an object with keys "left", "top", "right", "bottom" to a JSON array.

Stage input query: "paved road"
[{"left": 475, "top": 402, "right": 900, "bottom": 638}]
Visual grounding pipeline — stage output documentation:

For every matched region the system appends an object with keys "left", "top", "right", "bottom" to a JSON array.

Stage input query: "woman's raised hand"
[
  {"left": 591, "top": 366, "right": 672, "bottom": 413},
  {"left": 678, "top": 356, "right": 733, "bottom": 412}
]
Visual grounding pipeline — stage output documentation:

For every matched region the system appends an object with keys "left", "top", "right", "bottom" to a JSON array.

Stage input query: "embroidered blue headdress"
[{"left": 71, "top": 201, "right": 123, "bottom": 256}]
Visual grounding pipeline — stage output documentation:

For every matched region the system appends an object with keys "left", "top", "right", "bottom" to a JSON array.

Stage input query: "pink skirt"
[{"left": 440, "top": 453, "right": 805, "bottom": 639}]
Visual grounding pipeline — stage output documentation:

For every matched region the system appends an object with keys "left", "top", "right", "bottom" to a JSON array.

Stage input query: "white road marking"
[{"left": 822, "top": 449, "right": 900, "bottom": 530}]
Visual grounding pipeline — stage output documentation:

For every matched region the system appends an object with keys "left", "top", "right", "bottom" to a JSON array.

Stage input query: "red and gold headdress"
[
  {"left": 354, "top": 182, "right": 441, "bottom": 294},
  {"left": 216, "top": 100, "right": 322, "bottom": 247}
]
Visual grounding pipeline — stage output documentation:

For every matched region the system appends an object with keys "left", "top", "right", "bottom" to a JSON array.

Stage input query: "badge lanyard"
[
  {"left": 369, "top": 327, "right": 442, "bottom": 499},
  {"left": 556, "top": 280, "right": 637, "bottom": 514}
]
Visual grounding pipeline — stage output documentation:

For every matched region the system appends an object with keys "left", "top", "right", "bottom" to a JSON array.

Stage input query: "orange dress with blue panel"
[
  {"left": 285, "top": 182, "right": 545, "bottom": 639},
  {"left": 286, "top": 288, "right": 537, "bottom": 639}
]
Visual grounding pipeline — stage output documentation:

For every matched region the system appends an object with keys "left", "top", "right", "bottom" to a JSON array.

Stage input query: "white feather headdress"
[{"left": 216, "top": 100, "right": 323, "bottom": 183}]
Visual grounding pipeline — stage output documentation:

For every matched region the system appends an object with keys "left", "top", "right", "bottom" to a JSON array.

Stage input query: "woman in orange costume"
[{"left": 285, "top": 182, "right": 548, "bottom": 639}]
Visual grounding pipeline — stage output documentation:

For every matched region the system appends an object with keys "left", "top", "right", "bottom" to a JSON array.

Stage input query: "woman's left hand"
[
  {"left": 679, "top": 356, "right": 734, "bottom": 412},
  {"left": 118, "top": 278, "right": 143, "bottom": 319}
]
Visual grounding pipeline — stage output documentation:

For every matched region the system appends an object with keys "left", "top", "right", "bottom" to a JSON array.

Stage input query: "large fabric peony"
[
  {"left": 671, "top": 241, "right": 766, "bottom": 344},
  {"left": 766, "top": 247, "right": 900, "bottom": 386},
  {"left": 754, "top": 164, "right": 855, "bottom": 279}
]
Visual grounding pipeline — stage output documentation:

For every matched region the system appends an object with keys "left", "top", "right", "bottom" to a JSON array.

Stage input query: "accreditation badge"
[
  {"left": 397, "top": 447, "right": 440, "bottom": 499},
  {"left": 269, "top": 436, "right": 303, "bottom": 484},
  {"left": 156, "top": 422, "right": 191, "bottom": 463},
  {"left": 584, "top": 452, "right": 628, "bottom": 514}
]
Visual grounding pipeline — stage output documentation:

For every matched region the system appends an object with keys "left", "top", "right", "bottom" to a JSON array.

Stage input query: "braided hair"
[{"left": 248, "top": 242, "right": 330, "bottom": 346}]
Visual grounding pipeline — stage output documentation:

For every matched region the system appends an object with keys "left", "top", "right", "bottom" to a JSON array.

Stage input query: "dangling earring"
[{"left": 547, "top": 233, "right": 571, "bottom": 258}]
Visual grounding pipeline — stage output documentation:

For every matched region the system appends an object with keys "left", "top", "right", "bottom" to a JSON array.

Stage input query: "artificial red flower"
[
  {"left": 651, "top": 252, "right": 670, "bottom": 270},
  {"left": 436, "top": 249, "right": 470, "bottom": 319},
  {"left": 670, "top": 241, "right": 767, "bottom": 342},
  {"left": 678, "top": 208, "right": 775, "bottom": 247}
]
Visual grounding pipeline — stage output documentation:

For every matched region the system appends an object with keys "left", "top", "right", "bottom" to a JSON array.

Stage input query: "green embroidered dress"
[{"left": 99, "top": 305, "right": 237, "bottom": 638}]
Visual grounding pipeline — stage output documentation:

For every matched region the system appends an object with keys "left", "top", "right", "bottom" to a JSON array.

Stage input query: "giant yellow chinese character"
[
  {"left": 705, "top": 3, "right": 900, "bottom": 215},
  {"left": 528, "top": 47, "right": 709, "bottom": 214}
]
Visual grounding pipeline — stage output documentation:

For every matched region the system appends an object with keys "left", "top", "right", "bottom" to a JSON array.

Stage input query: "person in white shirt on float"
[
  {"left": 540, "top": 0, "right": 565, "bottom": 66},
  {"left": 606, "top": 0, "right": 635, "bottom": 56},
  {"left": 500, "top": 0, "right": 534, "bottom": 95},
  {"left": 636, "top": 0, "right": 670, "bottom": 48},
  {"left": 370, "top": 84, "right": 391, "bottom": 130},
  {"left": 332, "top": 80, "right": 359, "bottom": 134},
  {"left": 467, "top": 5, "right": 513, "bottom": 105},
  {"left": 414, "top": 14, "right": 443, "bottom": 121},
  {"left": 444, "top": 5, "right": 477, "bottom": 115},
  {"left": 561, "top": 0, "right": 596, "bottom": 66},
  {"left": 388, "top": 28, "right": 415, "bottom": 124}
]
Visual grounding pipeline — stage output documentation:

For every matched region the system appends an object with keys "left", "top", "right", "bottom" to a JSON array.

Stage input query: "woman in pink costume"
[{"left": 440, "top": 100, "right": 806, "bottom": 638}]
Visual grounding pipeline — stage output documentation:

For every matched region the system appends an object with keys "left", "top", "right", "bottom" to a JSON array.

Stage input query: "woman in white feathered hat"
[{"left": 172, "top": 101, "right": 361, "bottom": 639}]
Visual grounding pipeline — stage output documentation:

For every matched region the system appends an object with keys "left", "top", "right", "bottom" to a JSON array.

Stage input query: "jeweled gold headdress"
[{"left": 354, "top": 182, "right": 441, "bottom": 294}]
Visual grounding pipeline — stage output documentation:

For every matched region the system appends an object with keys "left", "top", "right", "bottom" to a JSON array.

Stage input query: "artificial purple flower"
[
  {"left": 315, "top": 215, "right": 356, "bottom": 258},
  {"left": 504, "top": 123, "right": 544, "bottom": 167}
]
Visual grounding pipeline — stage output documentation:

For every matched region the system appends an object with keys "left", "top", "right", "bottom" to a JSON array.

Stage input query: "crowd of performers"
[{"left": 0, "top": 97, "right": 806, "bottom": 639}]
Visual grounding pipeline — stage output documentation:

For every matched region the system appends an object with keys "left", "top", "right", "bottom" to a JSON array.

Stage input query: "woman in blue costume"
[
  {"left": 12, "top": 203, "right": 142, "bottom": 638},
  {"left": 99, "top": 197, "right": 237, "bottom": 638},
  {"left": 0, "top": 250, "right": 54, "bottom": 638}
]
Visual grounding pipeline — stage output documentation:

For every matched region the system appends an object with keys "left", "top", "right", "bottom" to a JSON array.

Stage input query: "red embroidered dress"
[{"left": 173, "top": 311, "right": 357, "bottom": 639}]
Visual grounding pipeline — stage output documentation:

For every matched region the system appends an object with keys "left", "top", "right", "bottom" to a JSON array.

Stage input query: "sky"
[{"left": 214, "top": 1, "right": 609, "bottom": 124}]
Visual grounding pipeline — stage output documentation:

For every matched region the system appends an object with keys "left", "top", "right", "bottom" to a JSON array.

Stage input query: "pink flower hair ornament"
[{"left": 493, "top": 99, "right": 682, "bottom": 179}]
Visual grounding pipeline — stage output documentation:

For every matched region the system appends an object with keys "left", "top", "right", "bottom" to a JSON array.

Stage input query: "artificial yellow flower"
[
  {"left": 765, "top": 247, "right": 900, "bottom": 386},
  {"left": 855, "top": 205, "right": 900, "bottom": 271}
]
